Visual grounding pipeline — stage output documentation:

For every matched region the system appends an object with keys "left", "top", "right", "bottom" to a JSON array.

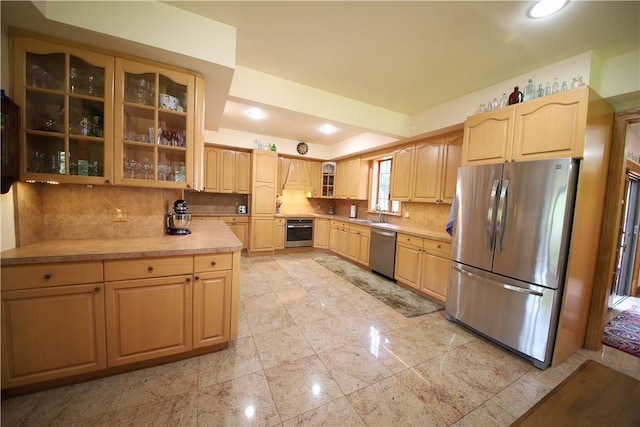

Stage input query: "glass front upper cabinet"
[
  {"left": 13, "top": 37, "right": 114, "bottom": 185},
  {"left": 114, "top": 59, "right": 194, "bottom": 188}
]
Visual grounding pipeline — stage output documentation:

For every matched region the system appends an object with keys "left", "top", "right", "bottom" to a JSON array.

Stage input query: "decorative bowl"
[{"left": 158, "top": 93, "right": 180, "bottom": 111}]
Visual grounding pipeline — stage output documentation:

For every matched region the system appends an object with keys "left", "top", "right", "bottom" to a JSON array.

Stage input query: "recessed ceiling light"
[
  {"left": 319, "top": 124, "right": 337, "bottom": 134},
  {"left": 245, "top": 108, "right": 266, "bottom": 120},
  {"left": 528, "top": 0, "right": 569, "bottom": 18}
]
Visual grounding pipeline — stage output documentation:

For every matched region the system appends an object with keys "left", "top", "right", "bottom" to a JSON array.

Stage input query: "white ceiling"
[
  {"left": 165, "top": 0, "right": 640, "bottom": 144},
  {"left": 2, "top": 1, "right": 639, "bottom": 147}
]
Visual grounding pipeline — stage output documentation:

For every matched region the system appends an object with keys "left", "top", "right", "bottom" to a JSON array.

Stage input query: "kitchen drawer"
[
  {"left": 194, "top": 253, "right": 233, "bottom": 273},
  {"left": 397, "top": 233, "right": 423, "bottom": 248},
  {"left": 350, "top": 224, "right": 370, "bottom": 235},
  {"left": 330, "top": 220, "right": 350, "bottom": 228},
  {"left": 274, "top": 218, "right": 285, "bottom": 225},
  {"left": 104, "top": 256, "right": 192, "bottom": 281},
  {"left": 423, "top": 239, "right": 451, "bottom": 256},
  {"left": 1, "top": 261, "right": 103, "bottom": 291},
  {"left": 219, "top": 216, "right": 249, "bottom": 224}
]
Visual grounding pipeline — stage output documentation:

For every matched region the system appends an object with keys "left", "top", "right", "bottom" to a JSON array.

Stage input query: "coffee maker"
[{"left": 166, "top": 199, "right": 192, "bottom": 235}]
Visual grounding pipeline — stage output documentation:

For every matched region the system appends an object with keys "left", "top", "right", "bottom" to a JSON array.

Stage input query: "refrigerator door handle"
[
  {"left": 495, "top": 178, "right": 510, "bottom": 252},
  {"left": 453, "top": 265, "right": 544, "bottom": 297},
  {"left": 487, "top": 179, "right": 501, "bottom": 251}
]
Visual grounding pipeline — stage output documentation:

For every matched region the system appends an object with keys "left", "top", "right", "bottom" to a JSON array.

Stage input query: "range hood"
[{"left": 283, "top": 159, "right": 312, "bottom": 191}]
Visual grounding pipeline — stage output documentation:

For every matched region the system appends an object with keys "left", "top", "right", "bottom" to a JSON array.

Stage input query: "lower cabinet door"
[
  {"left": 1, "top": 283, "right": 106, "bottom": 388},
  {"left": 193, "top": 270, "right": 232, "bottom": 348},
  {"left": 394, "top": 243, "right": 421, "bottom": 289},
  {"left": 105, "top": 276, "right": 193, "bottom": 366},
  {"left": 421, "top": 253, "right": 450, "bottom": 304}
]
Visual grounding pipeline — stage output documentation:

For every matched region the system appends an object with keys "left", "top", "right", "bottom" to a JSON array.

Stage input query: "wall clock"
[{"left": 296, "top": 141, "right": 309, "bottom": 155}]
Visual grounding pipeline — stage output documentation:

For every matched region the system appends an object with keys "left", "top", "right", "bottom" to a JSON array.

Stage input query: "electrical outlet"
[
  {"left": 113, "top": 207, "right": 127, "bottom": 222},
  {"left": 405, "top": 211, "right": 410, "bottom": 218}
]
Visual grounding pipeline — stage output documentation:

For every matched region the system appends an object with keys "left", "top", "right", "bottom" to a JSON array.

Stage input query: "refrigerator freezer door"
[
  {"left": 493, "top": 158, "right": 578, "bottom": 289},
  {"left": 451, "top": 163, "right": 503, "bottom": 272},
  {"left": 446, "top": 263, "right": 561, "bottom": 368}
]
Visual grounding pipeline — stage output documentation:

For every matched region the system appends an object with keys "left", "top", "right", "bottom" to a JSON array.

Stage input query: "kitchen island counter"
[{"left": 1, "top": 220, "right": 241, "bottom": 266}]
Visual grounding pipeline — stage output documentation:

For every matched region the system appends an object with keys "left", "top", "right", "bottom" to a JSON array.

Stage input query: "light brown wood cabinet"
[
  {"left": 394, "top": 233, "right": 451, "bottom": 304},
  {"left": 203, "top": 146, "right": 220, "bottom": 192},
  {"left": 462, "top": 86, "right": 590, "bottom": 165},
  {"left": 219, "top": 216, "right": 249, "bottom": 249},
  {"left": 308, "top": 161, "right": 322, "bottom": 197},
  {"left": 250, "top": 150, "right": 278, "bottom": 254},
  {"left": 113, "top": 58, "right": 196, "bottom": 188},
  {"left": 193, "top": 253, "right": 233, "bottom": 348},
  {"left": 104, "top": 256, "right": 193, "bottom": 366},
  {"left": 274, "top": 217, "right": 286, "bottom": 250},
  {"left": 391, "top": 130, "right": 462, "bottom": 204},
  {"left": 348, "top": 224, "right": 370, "bottom": 266},
  {"left": 1, "top": 261, "right": 106, "bottom": 388},
  {"left": 313, "top": 218, "right": 329, "bottom": 249},
  {"left": 335, "top": 158, "right": 368, "bottom": 200},
  {"left": 12, "top": 36, "right": 115, "bottom": 186},
  {"left": 329, "top": 220, "right": 350, "bottom": 256},
  {"left": 218, "top": 148, "right": 251, "bottom": 194}
]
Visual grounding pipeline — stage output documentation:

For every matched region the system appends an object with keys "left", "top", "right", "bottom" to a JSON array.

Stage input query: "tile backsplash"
[
  {"left": 13, "top": 183, "right": 451, "bottom": 247},
  {"left": 14, "top": 182, "right": 179, "bottom": 246}
]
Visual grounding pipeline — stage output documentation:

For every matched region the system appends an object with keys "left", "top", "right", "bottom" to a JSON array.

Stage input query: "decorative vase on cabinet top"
[{"left": 508, "top": 86, "right": 524, "bottom": 105}]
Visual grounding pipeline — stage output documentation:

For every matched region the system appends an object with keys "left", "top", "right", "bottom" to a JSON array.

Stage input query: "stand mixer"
[{"left": 166, "top": 199, "right": 192, "bottom": 235}]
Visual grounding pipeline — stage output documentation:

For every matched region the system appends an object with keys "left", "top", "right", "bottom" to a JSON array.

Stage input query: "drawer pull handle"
[
  {"left": 210, "top": 261, "right": 217, "bottom": 266},
  {"left": 44, "top": 274, "right": 52, "bottom": 280},
  {"left": 147, "top": 266, "right": 154, "bottom": 272}
]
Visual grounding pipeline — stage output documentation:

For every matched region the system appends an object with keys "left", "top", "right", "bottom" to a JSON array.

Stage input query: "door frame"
[{"left": 586, "top": 109, "right": 640, "bottom": 350}]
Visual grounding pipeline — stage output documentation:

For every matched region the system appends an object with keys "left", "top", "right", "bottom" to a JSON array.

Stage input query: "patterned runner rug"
[
  {"left": 314, "top": 255, "right": 443, "bottom": 318},
  {"left": 602, "top": 306, "right": 640, "bottom": 358}
]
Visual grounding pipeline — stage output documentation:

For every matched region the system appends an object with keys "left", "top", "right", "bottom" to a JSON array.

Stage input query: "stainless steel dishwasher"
[{"left": 369, "top": 228, "right": 397, "bottom": 280}]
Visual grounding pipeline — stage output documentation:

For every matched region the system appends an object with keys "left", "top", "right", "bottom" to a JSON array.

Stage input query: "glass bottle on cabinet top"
[
  {"left": 13, "top": 36, "right": 114, "bottom": 184},
  {"left": 322, "top": 161, "right": 336, "bottom": 197},
  {"left": 114, "top": 58, "right": 194, "bottom": 188}
]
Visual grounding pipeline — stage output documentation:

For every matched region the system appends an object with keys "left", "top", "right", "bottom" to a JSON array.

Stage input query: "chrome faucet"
[{"left": 375, "top": 205, "right": 388, "bottom": 223}]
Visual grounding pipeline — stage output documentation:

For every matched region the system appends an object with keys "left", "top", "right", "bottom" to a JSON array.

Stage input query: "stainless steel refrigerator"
[{"left": 446, "top": 157, "right": 579, "bottom": 369}]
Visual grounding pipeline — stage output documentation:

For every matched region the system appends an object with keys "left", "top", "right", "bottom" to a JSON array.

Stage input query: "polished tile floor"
[{"left": 2, "top": 251, "right": 639, "bottom": 426}]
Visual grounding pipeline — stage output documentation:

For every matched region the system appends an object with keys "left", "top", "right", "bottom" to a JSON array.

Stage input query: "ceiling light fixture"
[
  {"left": 245, "top": 108, "right": 266, "bottom": 120},
  {"left": 528, "top": 0, "right": 569, "bottom": 18},
  {"left": 319, "top": 124, "right": 337, "bottom": 134}
]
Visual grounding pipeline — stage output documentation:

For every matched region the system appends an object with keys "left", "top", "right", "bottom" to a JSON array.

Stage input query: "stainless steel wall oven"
[{"left": 285, "top": 218, "right": 313, "bottom": 248}]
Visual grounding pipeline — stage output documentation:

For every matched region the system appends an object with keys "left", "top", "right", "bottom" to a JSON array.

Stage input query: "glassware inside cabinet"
[
  {"left": 69, "top": 138, "right": 104, "bottom": 176},
  {"left": 26, "top": 52, "right": 64, "bottom": 90},
  {"left": 25, "top": 134, "right": 64, "bottom": 174},
  {"left": 69, "top": 56, "right": 105, "bottom": 98},
  {"left": 123, "top": 105, "right": 154, "bottom": 143},
  {"left": 158, "top": 75, "right": 187, "bottom": 113},
  {"left": 69, "top": 98, "right": 104, "bottom": 137},
  {"left": 122, "top": 144, "right": 155, "bottom": 180},
  {"left": 125, "top": 72, "right": 155, "bottom": 106},
  {"left": 26, "top": 91, "right": 65, "bottom": 133}
]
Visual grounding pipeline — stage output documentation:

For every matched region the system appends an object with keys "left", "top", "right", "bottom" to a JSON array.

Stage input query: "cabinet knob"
[
  {"left": 210, "top": 260, "right": 217, "bottom": 266},
  {"left": 94, "top": 286, "right": 100, "bottom": 292},
  {"left": 44, "top": 274, "right": 52, "bottom": 280},
  {"left": 194, "top": 275, "right": 200, "bottom": 281},
  {"left": 186, "top": 277, "right": 191, "bottom": 283},
  {"left": 105, "top": 179, "right": 111, "bottom": 184},
  {"left": 147, "top": 266, "right": 154, "bottom": 272}
]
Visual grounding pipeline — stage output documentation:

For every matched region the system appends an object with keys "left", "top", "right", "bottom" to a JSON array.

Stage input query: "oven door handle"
[{"left": 287, "top": 224, "right": 313, "bottom": 228}]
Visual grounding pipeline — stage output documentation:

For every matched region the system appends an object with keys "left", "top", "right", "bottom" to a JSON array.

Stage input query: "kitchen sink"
[{"left": 350, "top": 219, "right": 372, "bottom": 224}]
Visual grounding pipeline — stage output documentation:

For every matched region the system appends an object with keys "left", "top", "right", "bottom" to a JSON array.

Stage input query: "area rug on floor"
[
  {"left": 313, "top": 255, "right": 443, "bottom": 318},
  {"left": 512, "top": 360, "right": 640, "bottom": 426},
  {"left": 602, "top": 306, "right": 640, "bottom": 358}
]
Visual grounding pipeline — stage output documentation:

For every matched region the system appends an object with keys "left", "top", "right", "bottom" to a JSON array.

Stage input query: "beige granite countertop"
[
  {"left": 312, "top": 214, "right": 452, "bottom": 243},
  {"left": 1, "top": 221, "right": 242, "bottom": 266}
]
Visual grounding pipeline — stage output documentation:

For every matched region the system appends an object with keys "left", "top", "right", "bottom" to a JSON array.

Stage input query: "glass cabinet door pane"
[
  {"left": 125, "top": 72, "right": 155, "bottom": 106},
  {"left": 26, "top": 91, "right": 65, "bottom": 132},
  {"left": 25, "top": 134, "right": 65, "bottom": 175},
  {"left": 69, "top": 139, "right": 104, "bottom": 176},
  {"left": 26, "top": 52, "right": 64, "bottom": 90},
  {"left": 69, "top": 55, "right": 105, "bottom": 98},
  {"left": 158, "top": 75, "right": 187, "bottom": 113}
]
